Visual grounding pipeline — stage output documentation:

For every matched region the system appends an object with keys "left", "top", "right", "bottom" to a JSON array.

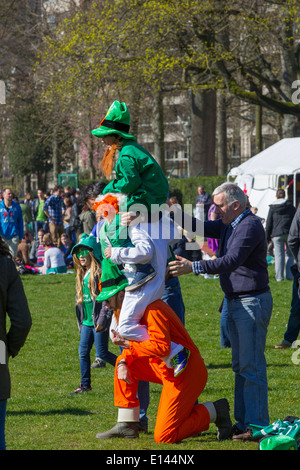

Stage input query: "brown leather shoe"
[
  {"left": 274, "top": 342, "right": 290, "bottom": 349},
  {"left": 232, "top": 428, "right": 256, "bottom": 442}
]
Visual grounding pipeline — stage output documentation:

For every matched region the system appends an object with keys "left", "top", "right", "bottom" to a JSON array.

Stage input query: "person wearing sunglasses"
[{"left": 70, "top": 234, "right": 116, "bottom": 394}]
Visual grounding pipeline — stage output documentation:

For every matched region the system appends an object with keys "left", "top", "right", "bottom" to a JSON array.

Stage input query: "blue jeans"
[
  {"left": 137, "top": 381, "right": 150, "bottom": 431},
  {"left": 283, "top": 277, "right": 300, "bottom": 345},
  {"left": 220, "top": 297, "right": 231, "bottom": 348},
  {"left": 0, "top": 400, "right": 7, "bottom": 450},
  {"left": 79, "top": 325, "right": 116, "bottom": 388},
  {"left": 273, "top": 234, "right": 294, "bottom": 281},
  {"left": 227, "top": 290, "right": 273, "bottom": 430},
  {"left": 162, "top": 277, "right": 185, "bottom": 325},
  {"left": 94, "top": 324, "right": 117, "bottom": 366},
  {"left": 34, "top": 220, "right": 48, "bottom": 239}
]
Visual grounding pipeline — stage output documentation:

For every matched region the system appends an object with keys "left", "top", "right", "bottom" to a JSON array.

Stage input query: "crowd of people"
[
  {"left": 0, "top": 100, "right": 300, "bottom": 450},
  {"left": 0, "top": 184, "right": 96, "bottom": 275}
]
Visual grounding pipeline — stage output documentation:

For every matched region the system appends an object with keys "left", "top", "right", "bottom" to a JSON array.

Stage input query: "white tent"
[{"left": 227, "top": 138, "right": 300, "bottom": 220}]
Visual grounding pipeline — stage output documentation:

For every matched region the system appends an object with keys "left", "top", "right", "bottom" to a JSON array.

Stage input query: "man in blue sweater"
[
  {"left": 0, "top": 188, "right": 24, "bottom": 258},
  {"left": 169, "top": 182, "right": 273, "bottom": 442}
]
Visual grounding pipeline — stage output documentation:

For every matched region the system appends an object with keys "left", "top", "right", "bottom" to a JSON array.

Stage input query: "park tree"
[
  {"left": 35, "top": 0, "right": 180, "bottom": 176},
  {"left": 7, "top": 104, "right": 52, "bottom": 191},
  {"left": 0, "top": 0, "right": 44, "bottom": 189},
  {"left": 35, "top": 0, "right": 300, "bottom": 179},
  {"left": 129, "top": 0, "right": 300, "bottom": 161},
  {"left": 0, "top": 0, "right": 81, "bottom": 189},
  {"left": 136, "top": 0, "right": 300, "bottom": 166}
]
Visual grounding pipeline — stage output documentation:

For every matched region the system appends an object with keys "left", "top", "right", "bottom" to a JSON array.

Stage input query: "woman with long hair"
[
  {"left": 42, "top": 233, "right": 67, "bottom": 274},
  {"left": 70, "top": 234, "right": 116, "bottom": 394}
]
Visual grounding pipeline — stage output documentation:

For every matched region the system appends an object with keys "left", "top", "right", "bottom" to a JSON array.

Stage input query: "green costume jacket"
[
  {"left": 103, "top": 140, "right": 169, "bottom": 212},
  {"left": 101, "top": 139, "right": 169, "bottom": 251}
]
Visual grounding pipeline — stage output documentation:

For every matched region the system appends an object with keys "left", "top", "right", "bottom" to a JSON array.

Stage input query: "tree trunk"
[
  {"left": 216, "top": 90, "right": 227, "bottom": 175},
  {"left": 190, "top": 90, "right": 216, "bottom": 176},
  {"left": 88, "top": 113, "right": 96, "bottom": 180},
  {"left": 52, "top": 126, "right": 58, "bottom": 184},
  {"left": 215, "top": 0, "right": 228, "bottom": 175},
  {"left": 279, "top": 17, "right": 300, "bottom": 137},
  {"left": 129, "top": 92, "right": 141, "bottom": 139},
  {"left": 88, "top": 136, "right": 95, "bottom": 180},
  {"left": 151, "top": 88, "right": 165, "bottom": 173},
  {"left": 282, "top": 114, "right": 300, "bottom": 138},
  {"left": 24, "top": 174, "right": 30, "bottom": 194},
  {"left": 255, "top": 104, "right": 262, "bottom": 153}
]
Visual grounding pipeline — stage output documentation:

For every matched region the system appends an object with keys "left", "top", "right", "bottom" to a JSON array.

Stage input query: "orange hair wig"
[{"left": 92, "top": 194, "right": 119, "bottom": 222}]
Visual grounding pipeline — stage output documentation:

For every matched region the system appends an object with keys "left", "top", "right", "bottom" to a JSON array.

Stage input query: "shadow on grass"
[
  {"left": 266, "top": 362, "right": 291, "bottom": 368},
  {"left": 7, "top": 407, "right": 92, "bottom": 417},
  {"left": 206, "top": 363, "right": 232, "bottom": 369}
]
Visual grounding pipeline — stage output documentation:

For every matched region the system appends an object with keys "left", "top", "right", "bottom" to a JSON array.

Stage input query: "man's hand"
[
  {"left": 120, "top": 211, "right": 140, "bottom": 226},
  {"left": 117, "top": 363, "right": 131, "bottom": 384},
  {"left": 104, "top": 247, "right": 112, "bottom": 259},
  {"left": 168, "top": 255, "right": 193, "bottom": 277},
  {"left": 111, "top": 329, "right": 130, "bottom": 348}
]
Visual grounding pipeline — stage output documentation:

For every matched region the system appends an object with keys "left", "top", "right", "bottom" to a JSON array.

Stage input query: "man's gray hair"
[{"left": 212, "top": 183, "right": 247, "bottom": 208}]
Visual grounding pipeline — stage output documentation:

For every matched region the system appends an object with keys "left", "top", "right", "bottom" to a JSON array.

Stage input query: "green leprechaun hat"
[
  {"left": 96, "top": 257, "right": 129, "bottom": 302},
  {"left": 259, "top": 435, "right": 298, "bottom": 450},
  {"left": 71, "top": 233, "right": 102, "bottom": 263},
  {"left": 91, "top": 101, "right": 136, "bottom": 140}
]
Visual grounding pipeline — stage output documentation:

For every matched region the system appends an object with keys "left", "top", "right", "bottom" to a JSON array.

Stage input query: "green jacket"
[
  {"left": 0, "top": 256, "right": 32, "bottom": 400},
  {"left": 99, "top": 213, "right": 132, "bottom": 253},
  {"left": 103, "top": 140, "right": 169, "bottom": 212}
]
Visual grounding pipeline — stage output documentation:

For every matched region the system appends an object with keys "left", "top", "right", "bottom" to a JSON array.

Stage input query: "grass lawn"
[{"left": 5, "top": 265, "right": 300, "bottom": 451}]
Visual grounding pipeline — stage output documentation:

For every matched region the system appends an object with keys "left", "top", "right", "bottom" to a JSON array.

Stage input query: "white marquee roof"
[{"left": 228, "top": 138, "right": 300, "bottom": 177}]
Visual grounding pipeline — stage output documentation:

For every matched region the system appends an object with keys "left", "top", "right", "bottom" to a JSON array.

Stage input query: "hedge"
[
  {"left": 168, "top": 175, "right": 228, "bottom": 207},
  {"left": 78, "top": 175, "right": 228, "bottom": 209}
]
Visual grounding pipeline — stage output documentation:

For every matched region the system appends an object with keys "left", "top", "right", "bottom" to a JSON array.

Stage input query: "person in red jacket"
[{"left": 95, "top": 262, "right": 232, "bottom": 443}]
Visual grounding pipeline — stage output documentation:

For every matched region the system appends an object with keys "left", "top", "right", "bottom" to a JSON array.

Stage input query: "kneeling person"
[{"left": 95, "top": 262, "right": 232, "bottom": 444}]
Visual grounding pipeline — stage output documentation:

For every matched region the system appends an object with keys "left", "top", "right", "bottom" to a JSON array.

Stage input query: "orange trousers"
[{"left": 114, "top": 351, "right": 210, "bottom": 443}]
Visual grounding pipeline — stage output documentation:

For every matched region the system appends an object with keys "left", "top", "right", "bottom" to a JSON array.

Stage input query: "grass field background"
[{"left": 5, "top": 265, "right": 300, "bottom": 451}]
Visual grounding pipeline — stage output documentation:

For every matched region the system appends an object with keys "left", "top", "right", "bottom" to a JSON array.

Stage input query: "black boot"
[{"left": 213, "top": 398, "right": 232, "bottom": 440}]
